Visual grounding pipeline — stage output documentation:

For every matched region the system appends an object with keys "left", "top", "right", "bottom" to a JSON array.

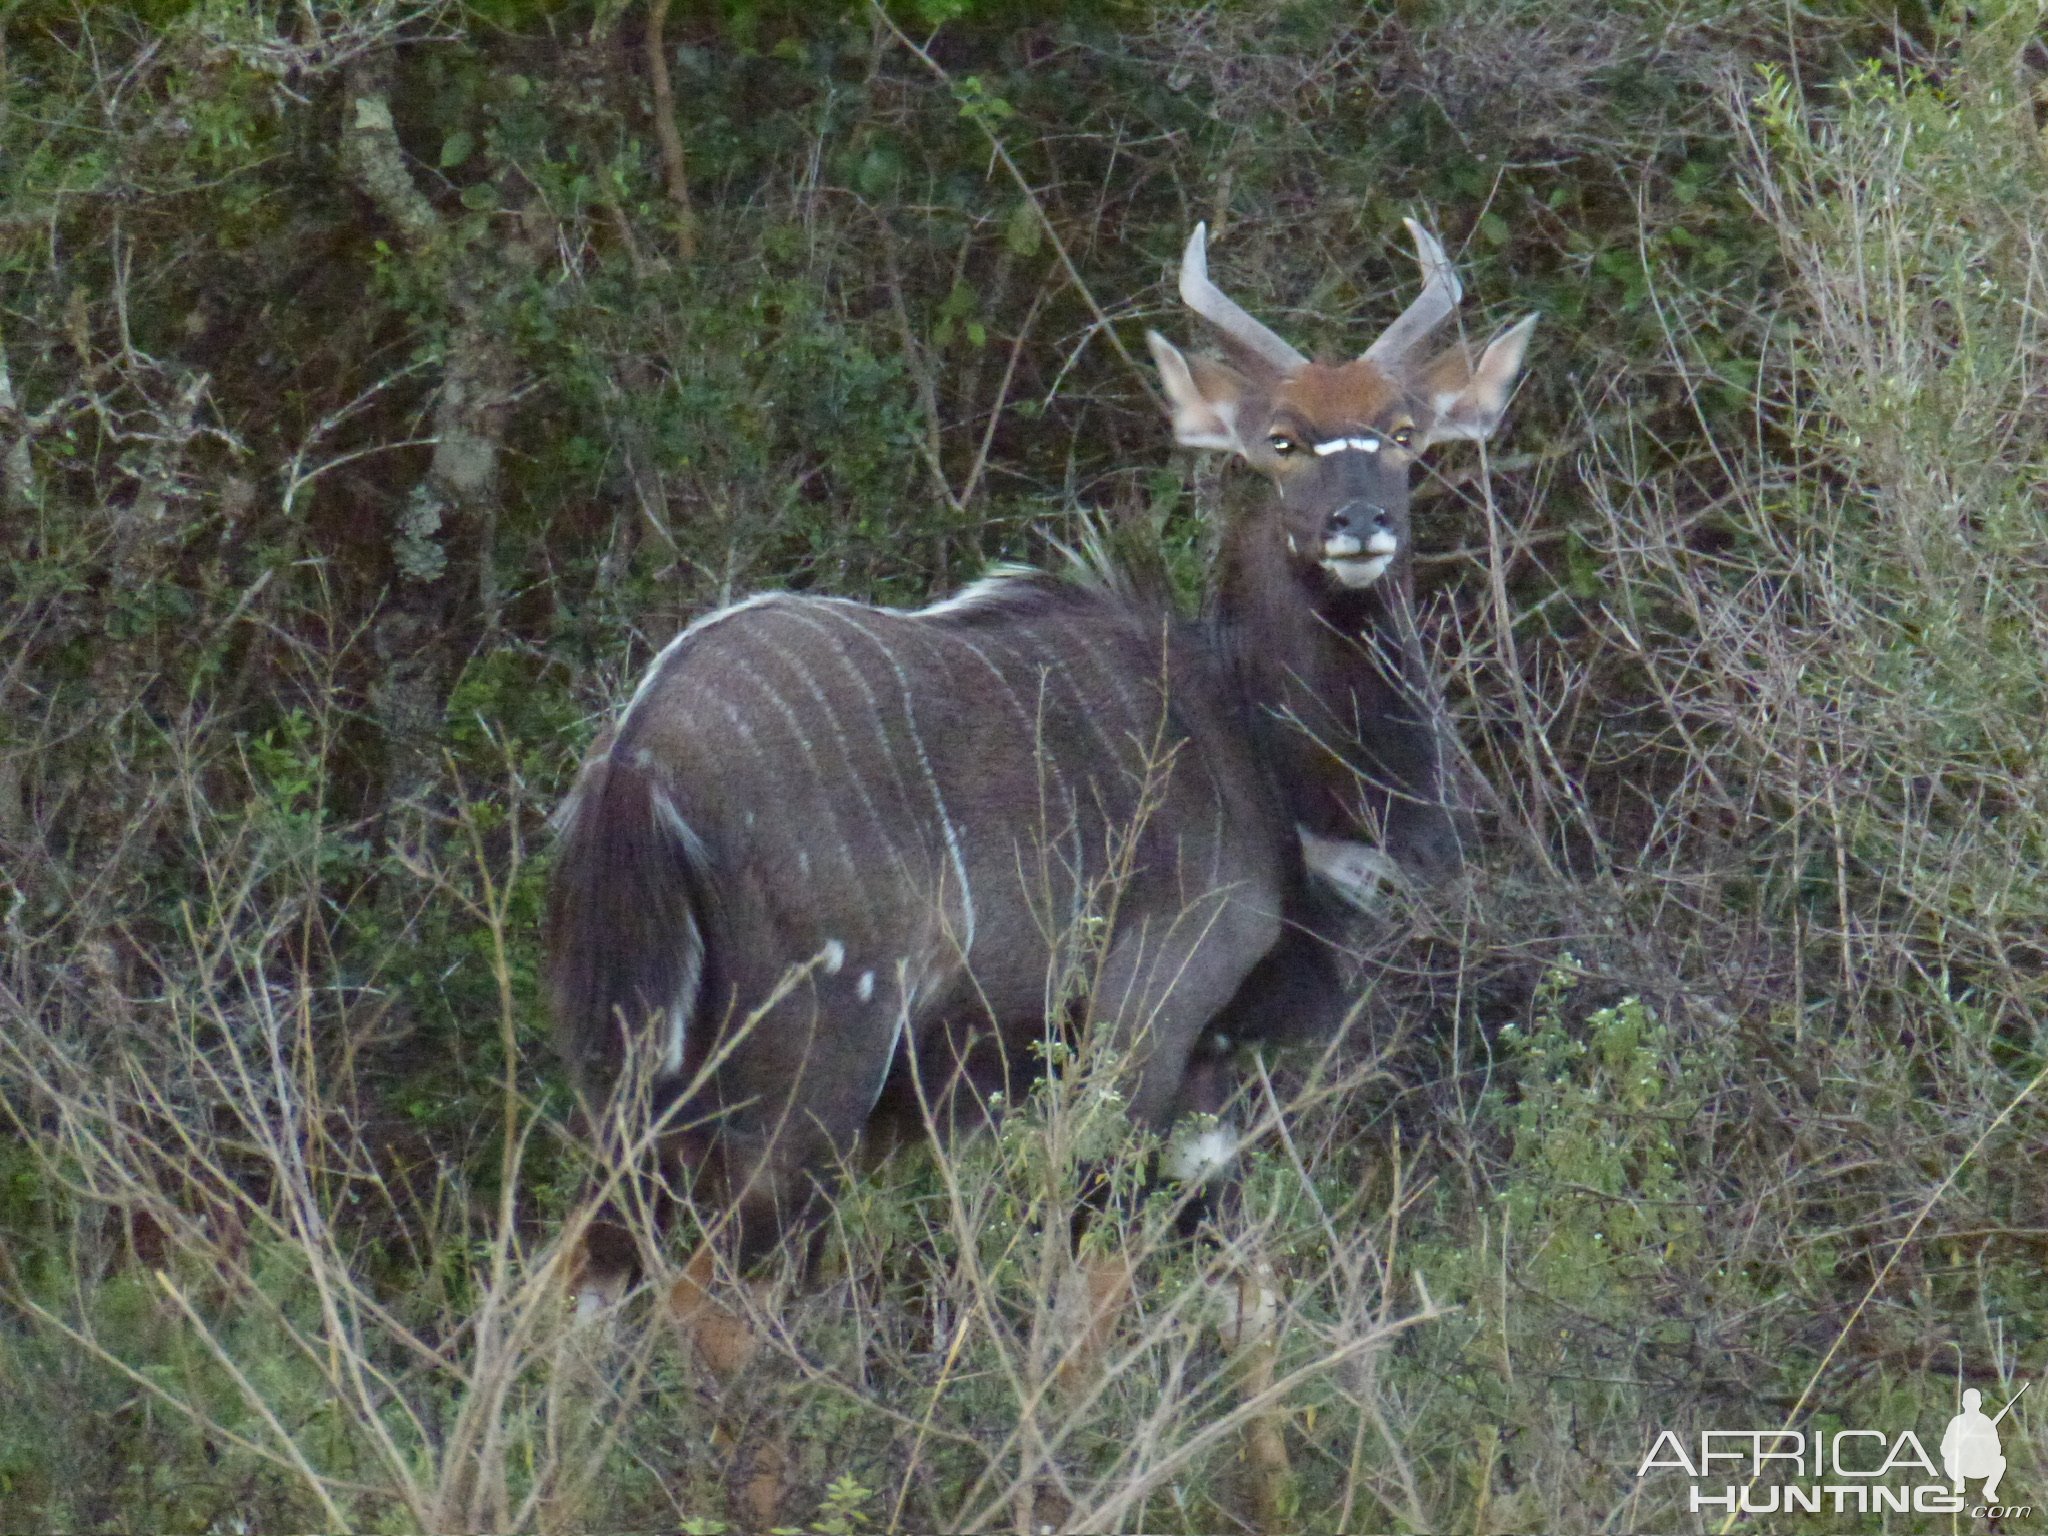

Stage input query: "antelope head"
[{"left": 1147, "top": 221, "right": 1535, "bottom": 590}]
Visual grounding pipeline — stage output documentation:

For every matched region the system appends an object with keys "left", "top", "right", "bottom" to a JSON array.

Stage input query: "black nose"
[{"left": 1328, "top": 501, "right": 1390, "bottom": 537}]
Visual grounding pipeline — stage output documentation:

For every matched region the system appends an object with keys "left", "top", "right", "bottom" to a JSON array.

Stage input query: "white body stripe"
[
  {"left": 726, "top": 649, "right": 867, "bottom": 886},
  {"left": 824, "top": 608, "right": 978, "bottom": 951},
  {"left": 773, "top": 606, "right": 926, "bottom": 894},
  {"left": 617, "top": 590, "right": 788, "bottom": 734},
  {"left": 934, "top": 626, "right": 1084, "bottom": 863},
  {"left": 763, "top": 640, "right": 897, "bottom": 884},
  {"left": 1008, "top": 615, "right": 1142, "bottom": 771}
]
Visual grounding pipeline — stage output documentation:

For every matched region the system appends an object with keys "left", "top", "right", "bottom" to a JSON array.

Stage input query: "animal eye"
[
  {"left": 1267, "top": 433, "right": 1298, "bottom": 456},
  {"left": 1391, "top": 426, "right": 1415, "bottom": 449}
]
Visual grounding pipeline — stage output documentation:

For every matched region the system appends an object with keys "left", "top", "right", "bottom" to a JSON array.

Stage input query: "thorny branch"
[{"left": 871, "top": 2, "right": 1159, "bottom": 407}]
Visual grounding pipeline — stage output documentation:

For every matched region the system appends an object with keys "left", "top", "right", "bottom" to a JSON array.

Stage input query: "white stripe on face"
[{"left": 1312, "top": 435, "right": 1381, "bottom": 456}]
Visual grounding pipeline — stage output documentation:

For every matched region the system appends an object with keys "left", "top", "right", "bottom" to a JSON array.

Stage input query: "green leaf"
[
  {"left": 1003, "top": 198, "right": 1042, "bottom": 258},
  {"left": 916, "top": 0, "right": 973, "bottom": 29},
  {"left": 955, "top": 74, "right": 1014, "bottom": 124},
  {"left": 459, "top": 183, "right": 501, "bottom": 211},
  {"left": 855, "top": 144, "right": 903, "bottom": 198},
  {"left": 438, "top": 129, "right": 474, "bottom": 169}
]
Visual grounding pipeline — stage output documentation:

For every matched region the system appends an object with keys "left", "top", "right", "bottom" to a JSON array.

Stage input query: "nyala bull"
[{"left": 549, "top": 221, "right": 1534, "bottom": 1305}]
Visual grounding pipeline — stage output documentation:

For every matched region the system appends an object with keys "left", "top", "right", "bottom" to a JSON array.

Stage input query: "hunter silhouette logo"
[
  {"left": 1637, "top": 1378, "right": 2034, "bottom": 1519},
  {"left": 1943, "top": 1383, "right": 2028, "bottom": 1503}
]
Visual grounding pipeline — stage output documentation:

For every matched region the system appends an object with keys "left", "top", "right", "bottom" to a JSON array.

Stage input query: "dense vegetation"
[{"left": 4, "top": 0, "right": 2045, "bottom": 1529}]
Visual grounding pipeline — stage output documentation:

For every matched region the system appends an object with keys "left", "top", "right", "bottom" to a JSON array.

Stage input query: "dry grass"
[{"left": 0, "top": 740, "right": 1453, "bottom": 1531}]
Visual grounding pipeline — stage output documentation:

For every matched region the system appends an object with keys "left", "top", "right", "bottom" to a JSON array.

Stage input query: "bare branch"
[{"left": 644, "top": 0, "right": 698, "bottom": 260}]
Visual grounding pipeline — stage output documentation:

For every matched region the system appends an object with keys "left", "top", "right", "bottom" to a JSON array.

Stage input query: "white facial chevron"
[{"left": 1313, "top": 436, "right": 1381, "bottom": 456}]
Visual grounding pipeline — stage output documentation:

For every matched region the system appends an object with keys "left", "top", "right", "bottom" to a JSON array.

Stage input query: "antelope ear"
[
  {"left": 1147, "top": 330, "right": 1251, "bottom": 454},
  {"left": 1418, "top": 314, "right": 1537, "bottom": 445}
]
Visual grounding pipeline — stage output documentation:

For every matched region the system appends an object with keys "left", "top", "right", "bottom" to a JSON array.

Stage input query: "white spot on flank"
[
  {"left": 857, "top": 970, "right": 876, "bottom": 1001},
  {"left": 821, "top": 938, "right": 846, "bottom": 974},
  {"left": 1313, "top": 435, "right": 1380, "bottom": 456},
  {"left": 1166, "top": 1124, "right": 1242, "bottom": 1183}
]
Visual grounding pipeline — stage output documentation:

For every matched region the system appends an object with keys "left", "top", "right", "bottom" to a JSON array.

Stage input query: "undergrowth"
[{"left": 4, "top": 0, "right": 2046, "bottom": 1530}]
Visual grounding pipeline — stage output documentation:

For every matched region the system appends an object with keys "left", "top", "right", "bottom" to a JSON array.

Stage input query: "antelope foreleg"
[
  {"left": 1052, "top": 1247, "right": 1137, "bottom": 1393},
  {"left": 667, "top": 1241, "right": 766, "bottom": 1378},
  {"left": 1219, "top": 1263, "right": 1293, "bottom": 1530},
  {"left": 668, "top": 1243, "right": 785, "bottom": 1526}
]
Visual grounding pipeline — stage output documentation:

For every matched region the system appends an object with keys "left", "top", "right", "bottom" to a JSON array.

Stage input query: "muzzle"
[{"left": 1321, "top": 500, "right": 1400, "bottom": 587}]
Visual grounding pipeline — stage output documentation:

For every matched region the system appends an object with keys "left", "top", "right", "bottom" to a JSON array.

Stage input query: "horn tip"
[
  {"left": 1178, "top": 223, "right": 1210, "bottom": 301},
  {"left": 1402, "top": 216, "right": 1450, "bottom": 270}
]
